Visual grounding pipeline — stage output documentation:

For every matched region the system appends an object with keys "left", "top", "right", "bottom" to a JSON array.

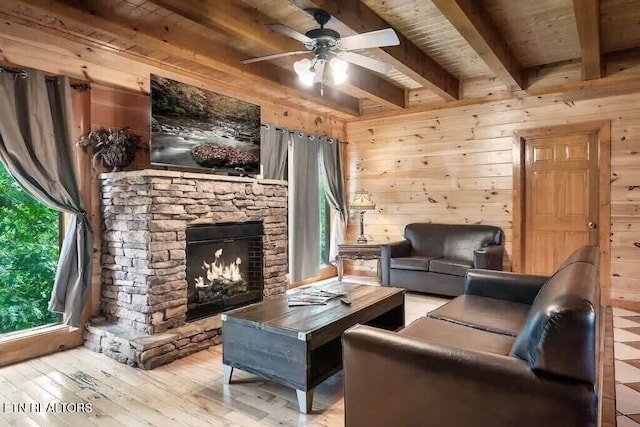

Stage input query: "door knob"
[{"left": 587, "top": 221, "right": 597, "bottom": 229}]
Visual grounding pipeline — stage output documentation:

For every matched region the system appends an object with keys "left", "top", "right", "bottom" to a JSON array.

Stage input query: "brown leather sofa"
[
  {"left": 380, "top": 223, "right": 504, "bottom": 296},
  {"left": 343, "top": 246, "right": 600, "bottom": 427}
]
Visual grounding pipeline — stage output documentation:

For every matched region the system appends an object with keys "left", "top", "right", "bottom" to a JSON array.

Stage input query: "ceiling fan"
[{"left": 241, "top": 9, "right": 400, "bottom": 88}]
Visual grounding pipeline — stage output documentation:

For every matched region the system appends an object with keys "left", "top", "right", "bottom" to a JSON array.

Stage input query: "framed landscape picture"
[{"left": 150, "top": 74, "right": 261, "bottom": 175}]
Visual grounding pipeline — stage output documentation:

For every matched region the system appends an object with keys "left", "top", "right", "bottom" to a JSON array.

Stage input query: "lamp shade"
[
  {"left": 330, "top": 57, "right": 349, "bottom": 85},
  {"left": 350, "top": 190, "right": 375, "bottom": 211},
  {"left": 294, "top": 58, "right": 315, "bottom": 86}
]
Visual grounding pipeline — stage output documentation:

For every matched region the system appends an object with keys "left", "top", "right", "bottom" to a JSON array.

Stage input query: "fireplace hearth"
[{"left": 186, "top": 222, "right": 263, "bottom": 320}]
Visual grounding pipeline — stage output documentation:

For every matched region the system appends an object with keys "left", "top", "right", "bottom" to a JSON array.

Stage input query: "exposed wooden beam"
[
  {"left": 3, "top": 0, "right": 360, "bottom": 117},
  {"left": 572, "top": 0, "right": 602, "bottom": 80},
  {"left": 431, "top": 0, "right": 525, "bottom": 90},
  {"left": 148, "top": 0, "right": 406, "bottom": 109},
  {"left": 305, "top": 0, "right": 459, "bottom": 100}
]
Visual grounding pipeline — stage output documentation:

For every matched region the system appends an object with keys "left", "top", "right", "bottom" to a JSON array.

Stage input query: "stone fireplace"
[{"left": 84, "top": 170, "right": 287, "bottom": 369}]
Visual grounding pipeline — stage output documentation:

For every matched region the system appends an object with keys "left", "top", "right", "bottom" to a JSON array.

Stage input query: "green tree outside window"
[{"left": 0, "top": 164, "right": 59, "bottom": 334}]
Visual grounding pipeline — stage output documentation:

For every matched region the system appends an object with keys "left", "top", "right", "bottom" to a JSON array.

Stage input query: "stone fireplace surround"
[{"left": 84, "top": 170, "right": 288, "bottom": 369}]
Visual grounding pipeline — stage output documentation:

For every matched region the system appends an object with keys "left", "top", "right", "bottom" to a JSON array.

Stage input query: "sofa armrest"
[
  {"left": 380, "top": 240, "right": 411, "bottom": 286},
  {"left": 473, "top": 244, "right": 504, "bottom": 269},
  {"left": 464, "top": 269, "right": 549, "bottom": 304},
  {"left": 343, "top": 325, "right": 596, "bottom": 427}
]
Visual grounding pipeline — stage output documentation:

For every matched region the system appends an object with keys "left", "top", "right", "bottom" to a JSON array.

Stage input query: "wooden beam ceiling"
[
  {"left": 573, "top": 0, "right": 602, "bottom": 80},
  {"left": 1, "top": 0, "right": 361, "bottom": 117},
  {"left": 431, "top": 0, "right": 525, "bottom": 90},
  {"left": 148, "top": 0, "right": 406, "bottom": 109},
  {"left": 305, "top": 0, "right": 460, "bottom": 101}
]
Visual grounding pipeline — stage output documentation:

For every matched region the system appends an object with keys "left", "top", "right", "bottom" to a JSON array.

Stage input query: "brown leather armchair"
[
  {"left": 380, "top": 223, "right": 504, "bottom": 296},
  {"left": 343, "top": 246, "right": 600, "bottom": 427}
]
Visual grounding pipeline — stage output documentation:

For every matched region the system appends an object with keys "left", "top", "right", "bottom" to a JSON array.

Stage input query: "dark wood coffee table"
[{"left": 221, "top": 281, "right": 404, "bottom": 413}]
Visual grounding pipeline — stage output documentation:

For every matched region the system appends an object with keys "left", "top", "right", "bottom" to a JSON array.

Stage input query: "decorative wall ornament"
[{"left": 77, "top": 127, "right": 146, "bottom": 172}]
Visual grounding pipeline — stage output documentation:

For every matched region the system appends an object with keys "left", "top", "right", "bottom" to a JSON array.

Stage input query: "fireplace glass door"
[{"left": 186, "top": 222, "right": 263, "bottom": 320}]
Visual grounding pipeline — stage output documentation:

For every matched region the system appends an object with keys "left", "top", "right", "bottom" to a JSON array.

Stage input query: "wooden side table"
[{"left": 337, "top": 242, "right": 382, "bottom": 283}]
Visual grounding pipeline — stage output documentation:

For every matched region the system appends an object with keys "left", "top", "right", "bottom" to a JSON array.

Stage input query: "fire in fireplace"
[{"left": 186, "top": 222, "right": 263, "bottom": 321}]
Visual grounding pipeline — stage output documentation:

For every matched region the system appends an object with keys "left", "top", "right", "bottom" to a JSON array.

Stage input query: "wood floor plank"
[
  {"left": 143, "top": 396, "right": 214, "bottom": 427},
  {"left": 0, "top": 279, "right": 446, "bottom": 426},
  {"left": 0, "top": 279, "right": 615, "bottom": 426},
  {"left": 74, "top": 388, "right": 152, "bottom": 427},
  {"left": 0, "top": 390, "right": 70, "bottom": 427},
  {"left": 12, "top": 417, "right": 39, "bottom": 427},
  {"left": 41, "top": 399, "right": 102, "bottom": 427},
  {"left": 1, "top": 368, "right": 55, "bottom": 405},
  {"left": 111, "top": 395, "right": 183, "bottom": 426}
]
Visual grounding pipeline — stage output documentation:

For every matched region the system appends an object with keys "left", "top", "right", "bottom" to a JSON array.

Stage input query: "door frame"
[{"left": 512, "top": 121, "right": 611, "bottom": 303}]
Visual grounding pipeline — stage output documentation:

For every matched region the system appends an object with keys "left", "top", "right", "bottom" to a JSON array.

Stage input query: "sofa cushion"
[
  {"left": 509, "top": 261, "right": 599, "bottom": 384},
  {"left": 404, "top": 223, "right": 448, "bottom": 257},
  {"left": 429, "top": 258, "right": 472, "bottom": 276},
  {"left": 427, "top": 295, "right": 530, "bottom": 337},
  {"left": 399, "top": 317, "right": 515, "bottom": 356},
  {"left": 390, "top": 256, "right": 435, "bottom": 272},
  {"left": 443, "top": 225, "right": 503, "bottom": 263},
  {"left": 391, "top": 270, "right": 466, "bottom": 296}
]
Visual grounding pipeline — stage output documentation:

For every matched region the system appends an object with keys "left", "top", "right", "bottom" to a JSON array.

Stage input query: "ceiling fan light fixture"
[
  {"left": 330, "top": 57, "right": 348, "bottom": 85},
  {"left": 294, "top": 58, "right": 315, "bottom": 86},
  {"left": 246, "top": 11, "right": 399, "bottom": 93}
]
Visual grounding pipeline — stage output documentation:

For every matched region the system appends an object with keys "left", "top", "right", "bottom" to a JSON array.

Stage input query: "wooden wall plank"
[{"left": 347, "top": 89, "right": 640, "bottom": 303}]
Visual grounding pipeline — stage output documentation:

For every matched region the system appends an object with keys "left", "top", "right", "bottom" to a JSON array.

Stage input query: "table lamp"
[{"left": 350, "top": 190, "right": 376, "bottom": 244}]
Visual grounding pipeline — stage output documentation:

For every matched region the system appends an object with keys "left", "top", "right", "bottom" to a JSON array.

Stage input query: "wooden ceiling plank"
[
  {"left": 307, "top": 0, "right": 459, "bottom": 100},
  {"left": 8, "top": 19, "right": 341, "bottom": 117},
  {"left": 5, "top": 0, "right": 359, "bottom": 117},
  {"left": 572, "top": 0, "right": 602, "bottom": 80},
  {"left": 146, "top": 0, "right": 406, "bottom": 109},
  {"left": 0, "top": 11, "right": 312, "bottom": 110},
  {"left": 431, "top": 0, "right": 525, "bottom": 90}
]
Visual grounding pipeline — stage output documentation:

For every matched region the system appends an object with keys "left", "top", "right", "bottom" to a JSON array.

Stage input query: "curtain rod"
[
  {"left": 261, "top": 123, "right": 288, "bottom": 133},
  {"left": 0, "top": 66, "right": 90, "bottom": 91},
  {"left": 0, "top": 65, "right": 30, "bottom": 79},
  {"left": 261, "top": 123, "right": 348, "bottom": 144}
]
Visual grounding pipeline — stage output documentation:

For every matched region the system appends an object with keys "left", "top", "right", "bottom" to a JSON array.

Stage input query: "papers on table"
[{"left": 287, "top": 289, "right": 348, "bottom": 306}]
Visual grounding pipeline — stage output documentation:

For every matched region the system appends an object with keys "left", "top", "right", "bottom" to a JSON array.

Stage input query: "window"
[
  {"left": 0, "top": 164, "right": 60, "bottom": 334},
  {"left": 319, "top": 158, "right": 331, "bottom": 265}
]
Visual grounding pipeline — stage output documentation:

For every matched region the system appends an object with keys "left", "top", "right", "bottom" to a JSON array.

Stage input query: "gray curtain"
[
  {"left": 289, "top": 132, "right": 320, "bottom": 282},
  {"left": 320, "top": 140, "right": 348, "bottom": 263},
  {"left": 260, "top": 124, "right": 288, "bottom": 180},
  {"left": 0, "top": 69, "right": 92, "bottom": 327}
]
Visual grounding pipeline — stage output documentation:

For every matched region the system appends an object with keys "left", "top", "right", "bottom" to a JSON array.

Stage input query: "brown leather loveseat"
[
  {"left": 343, "top": 246, "right": 601, "bottom": 427},
  {"left": 380, "top": 223, "right": 504, "bottom": 296}
]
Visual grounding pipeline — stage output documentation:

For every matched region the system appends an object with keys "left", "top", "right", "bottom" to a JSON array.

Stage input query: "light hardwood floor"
[{"left": 0, "top": 277, "right": 447, "bottom": 427}]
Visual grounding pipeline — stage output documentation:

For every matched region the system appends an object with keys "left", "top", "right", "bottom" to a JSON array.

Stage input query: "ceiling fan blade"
[
  {"left": 242, "top": 51, "right": 310, "bottom": 64},
  {"left": 340, "top": 52, "right": 394, "bottom": 74},
  {"left": 267, "top": 23, "right": 314, "bottom": 45},
  {"left": 313, "top": 60, "right": 325, "bottom": 83},
  {"left": 337, "top": 28, "right": 400, "bottom": 51}
]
